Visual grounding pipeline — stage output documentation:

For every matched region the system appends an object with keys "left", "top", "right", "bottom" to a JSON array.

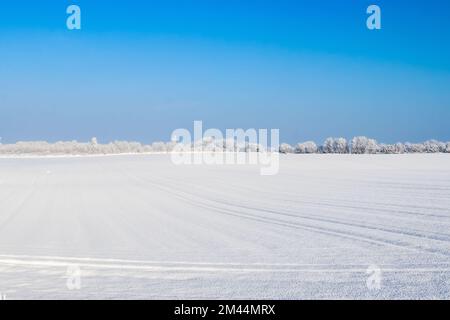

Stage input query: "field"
[{"left": 0, "top": 154, "right": 449, "bottom": 299}]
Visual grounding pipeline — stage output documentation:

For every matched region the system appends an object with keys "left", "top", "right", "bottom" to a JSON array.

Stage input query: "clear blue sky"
[{"left": 1, "top": 0, "right": 449, "bottom": 144}]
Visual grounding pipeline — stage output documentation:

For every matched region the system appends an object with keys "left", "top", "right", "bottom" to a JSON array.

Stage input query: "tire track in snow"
[
  {"left": 123, "top": 171, "right": 450, "bottom": 259},
  {"left": 1, "top": 254, "right": 450, "bottom": 274},
  {"left": 0, "top": 173, "right": 44, "bottom": 232}
]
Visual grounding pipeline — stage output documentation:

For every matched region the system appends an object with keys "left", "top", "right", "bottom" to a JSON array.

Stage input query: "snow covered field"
[{"left": 0, "top": 154, "right": 449, "bottom": 299}]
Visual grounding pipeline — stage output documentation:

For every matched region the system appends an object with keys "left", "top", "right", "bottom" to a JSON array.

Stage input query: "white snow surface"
[{"left": 0, "top": 154, "right": 449, "bottom": 299}]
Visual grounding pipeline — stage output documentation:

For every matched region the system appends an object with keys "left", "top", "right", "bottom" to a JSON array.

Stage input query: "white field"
[{"left": 0, "top": 154, "right": 449, "bottom": 299}]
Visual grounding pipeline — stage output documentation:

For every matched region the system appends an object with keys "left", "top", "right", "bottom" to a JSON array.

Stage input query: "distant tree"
[
  {"left": 295, "top": 141, "right": 318, "bottom": 154},
  {"left": 351, "top": 136, "right": 378, "bottom": 154},
  {"left": 394, "top": 143, "right": 405, "bottom": 154},
  {"left": 405, "top": 142, "right": 423, "bottom": 153},
  {"left": 379, "top": 143, "right": 407, "bottom": 154},
  {"left": 322, "top": 138, "right": 334, "bottom": 154},
  {"left": 322, "top": 137, "right": 348, "bottom": 154},
  {"left": 279, "top": 143, "right": 294, "bottom": 154},
  {"left": 246, "top": 142, "right": 261, "bottom": 152},
  {"left": 0, "top": 138, "right": 448, "bottom": 155},
  {"left": 334, "top": 138, "right": 349, "bottom": 153},
  {"left": 151, "top": 141, "right": 167, "bottom": 152},
  {"left": 378, "top": 144, "right": 393, "bottom": 154},
  {"left": 423, "top": 140, "right": 441, "bottom": 153}
]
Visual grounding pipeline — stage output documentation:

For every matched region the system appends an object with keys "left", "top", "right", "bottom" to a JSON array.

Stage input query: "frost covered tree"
[
  {"left": 1, "top": 138, "right": 448, "bottom": 155},
  {"left": 199, "top": 137, "right": 227, "bottom": 152},
  {"left": 351, "top": 136, "right": 378, "bottom": 154},
  {"left": 151, "top": 141, "right": 168, "bottom": 152},
  {"left": 374, "top": 143, "right": 405, "bottom": 154},
  {"left": 378, "top": 144, "right": 398, "bottom": 154},
  {"left": 322, "top": 138, "right": 335, "bottom": 154},
  {"left": 394, "top": 143, "right": 405, "bottom": 154},
  {"left": 246, "top": 142, "right": 262, "bottom": 152},
  {"left": 322, "top": 137, "right": 348, "bottom": 154},
  {"left": 423, "top": 140, "right": 442, "bottom": 153},
  {"left": 403, "top": 141, "right": 446, "bottom": 154},
  {"left": 165, "top": 141, "right": 177, "bottom": 152},
  {"left": 295, "top": 141, "right": 318, "bottom": 154},
  {"left": 334, "top": 138, "right": 349, "bottom": 154},
  {"left": 405, "top": 142, "right": 423, "bottom": 153},
  {"left": 279, "top": 143, "right": 294, "bottom": 154}
]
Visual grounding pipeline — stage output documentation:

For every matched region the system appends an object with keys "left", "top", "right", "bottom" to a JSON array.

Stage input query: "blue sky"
[{"left": 0, "top": 0, "right": 449, "bottom": 144}]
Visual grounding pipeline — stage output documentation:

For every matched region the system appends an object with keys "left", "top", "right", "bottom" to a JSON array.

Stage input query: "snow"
[{"left": 0, "top": 154, "right": 449, "bottom": 299}]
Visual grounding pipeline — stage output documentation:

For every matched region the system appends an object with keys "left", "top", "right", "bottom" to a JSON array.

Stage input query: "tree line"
[{"left": 0, "top": 137, "right": 449, "bottom": 155}]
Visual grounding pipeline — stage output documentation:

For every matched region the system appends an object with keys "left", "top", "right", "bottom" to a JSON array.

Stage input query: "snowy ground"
[{"left": 0, "top": 154, "right": 449, "bottom": 299}]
